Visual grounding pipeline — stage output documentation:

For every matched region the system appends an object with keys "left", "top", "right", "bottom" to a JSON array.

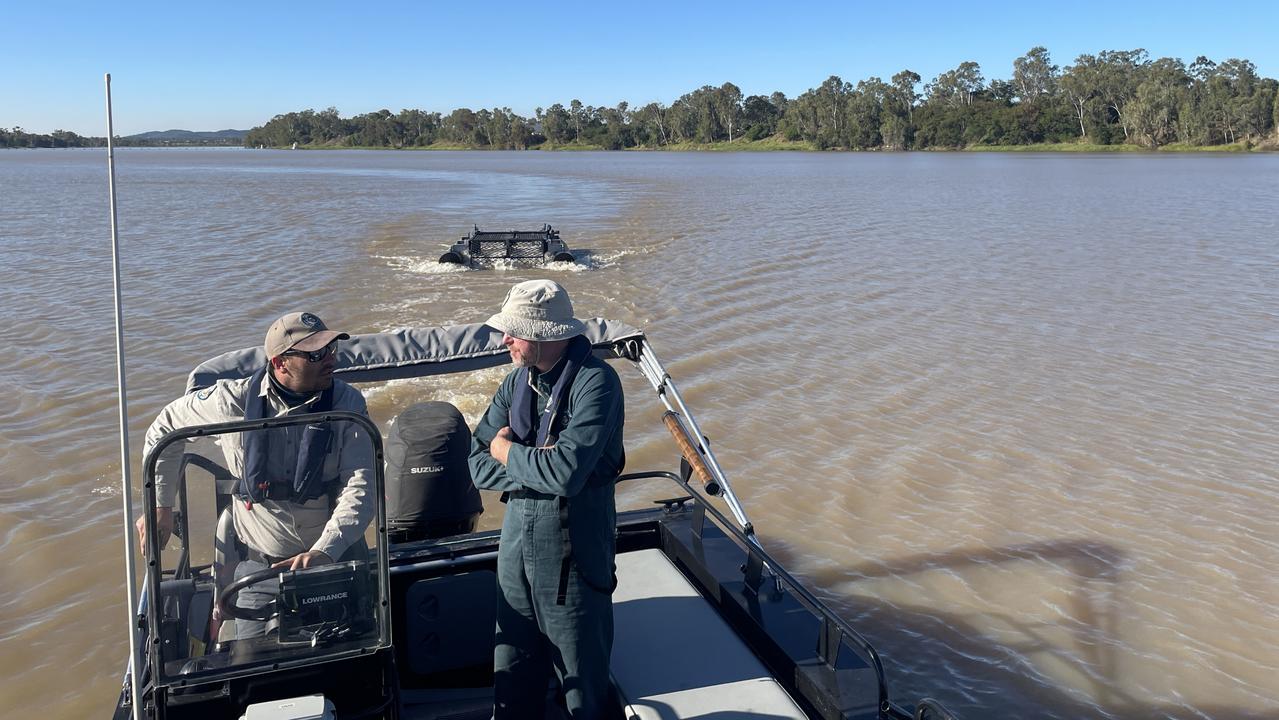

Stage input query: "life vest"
[
  {"left": 237, "top": 366, "right": 337, "bottom": 506},
  {"left": 509, "top": 335, "right": 591, "bottom": 448},
  {"left": 507, "top": 335, "right": 622, "bottom": 604}
]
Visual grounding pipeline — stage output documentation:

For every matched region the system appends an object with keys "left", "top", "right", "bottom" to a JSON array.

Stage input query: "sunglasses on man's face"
[{"left": 283, "top": 342, "right": 338, "bottom": 363}]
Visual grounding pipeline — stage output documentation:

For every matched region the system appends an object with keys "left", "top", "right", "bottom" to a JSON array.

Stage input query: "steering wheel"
[{"left": 217, "top": 565, "right": 288, "bottom": 621}]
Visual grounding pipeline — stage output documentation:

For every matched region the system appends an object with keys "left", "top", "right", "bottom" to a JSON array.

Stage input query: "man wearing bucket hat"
[
  {"left": 134, "top": 312, "right": 376, "bottom": 634},
  {"left": 470, "top": 280, "right": 625, "bottom": 719}
]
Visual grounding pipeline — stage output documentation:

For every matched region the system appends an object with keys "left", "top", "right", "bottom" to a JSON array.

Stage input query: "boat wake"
[{"left": 374, "top": 253, "right": 472, "bottom": 275}]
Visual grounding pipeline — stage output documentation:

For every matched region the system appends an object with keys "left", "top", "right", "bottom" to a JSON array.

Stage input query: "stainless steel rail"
[{"left": 629, "top": 339, "right": 759, "bottom": 545}]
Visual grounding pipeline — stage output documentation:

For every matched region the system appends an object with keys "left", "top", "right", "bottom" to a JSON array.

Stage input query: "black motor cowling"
[{"left": 385, "top": 402, "right": 483, "bottom": 542}]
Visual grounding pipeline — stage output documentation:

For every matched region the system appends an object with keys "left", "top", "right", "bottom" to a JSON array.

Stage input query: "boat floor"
[
  {"left": 399, "top": 548, "right": 806, "bottom": 720},
  {"left": 402, "top": 685, "right": 569, "bottom": 720}
]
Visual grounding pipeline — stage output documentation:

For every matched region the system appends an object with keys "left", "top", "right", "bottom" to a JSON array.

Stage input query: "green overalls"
[{"left": 470, "top": 343, "right": 625, "bottom": 719}]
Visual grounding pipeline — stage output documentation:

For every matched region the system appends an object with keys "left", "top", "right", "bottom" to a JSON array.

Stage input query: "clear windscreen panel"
[{"left": 142, "top": 412, "right": 387, "bottom": 686}]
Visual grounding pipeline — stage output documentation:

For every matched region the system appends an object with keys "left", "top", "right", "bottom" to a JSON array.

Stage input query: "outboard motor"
[{"left": 385, "top": 401, "right": 482, "bottom": 542}]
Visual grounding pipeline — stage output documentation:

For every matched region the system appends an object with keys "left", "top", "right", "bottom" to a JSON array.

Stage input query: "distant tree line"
[
  {"left": 246, "top": 47, "right": 1279, "bottom": 151},
  {"left": 1, "top": 127, "right": 104, "bottom": 148},
  {"left": 1, "top": 128, "right": 243, "bottom": 148}
]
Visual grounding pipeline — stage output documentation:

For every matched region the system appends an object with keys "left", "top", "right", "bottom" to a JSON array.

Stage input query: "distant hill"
[{"left": 124, "top": 129, "right": 247, "bottom": 142}]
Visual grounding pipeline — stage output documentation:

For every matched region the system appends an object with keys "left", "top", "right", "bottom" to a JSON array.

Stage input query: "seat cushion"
[{"left": 611, "top": 549, "right": 807, "bottom": 719}]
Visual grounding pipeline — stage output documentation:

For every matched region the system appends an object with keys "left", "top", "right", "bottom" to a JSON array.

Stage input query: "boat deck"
[
  {"left": 612, "top": 548, "right": 807, "bottom": 719},
  {"left": 398, "top": 547, "right": 806, "bottom": 720}
]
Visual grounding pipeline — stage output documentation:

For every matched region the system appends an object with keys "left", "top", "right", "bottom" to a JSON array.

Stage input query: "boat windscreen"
[{"left": 139, "top": 412, "right": 389, "bottom": 687}]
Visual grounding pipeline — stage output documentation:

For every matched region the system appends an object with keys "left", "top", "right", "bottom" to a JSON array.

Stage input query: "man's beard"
[{"left": 511, "top": 343, "right": 540, "bottom": 368}]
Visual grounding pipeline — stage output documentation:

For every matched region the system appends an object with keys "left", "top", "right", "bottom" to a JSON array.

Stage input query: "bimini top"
[{"left": 185, "top": 318, "right": 645, "bottom": 393}]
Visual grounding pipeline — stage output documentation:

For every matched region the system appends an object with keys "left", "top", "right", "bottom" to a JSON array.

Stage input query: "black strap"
[{"left": 556, "top": 496, "right": 572, "bottom": 605}]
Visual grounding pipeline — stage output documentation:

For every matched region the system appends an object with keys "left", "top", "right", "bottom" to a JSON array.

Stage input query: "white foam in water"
[
  {"left": 362, "top": 368, "right": 507, "bottom": 427},
  {"left": 377, "top": 247, "right": 619, "bottom": 274},
  {"left": 540, "top": 258, "right": 589, "bottom": 272},
  {"left": 374, "top": 253, "right": 474, "bottom": 275},
  {"left": 589, "top": 244, "right": 661, "bottom": 270}
]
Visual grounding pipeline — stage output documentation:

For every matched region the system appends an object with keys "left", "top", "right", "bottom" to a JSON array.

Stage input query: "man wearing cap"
[
  {"left": 470, "top": 280, "right": 625, "bottom": 719},
  {"left": 134, "top": 312, "right": 376, "bottom": 634}
]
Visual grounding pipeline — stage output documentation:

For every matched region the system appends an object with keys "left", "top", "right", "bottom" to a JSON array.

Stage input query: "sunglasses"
[{"left": 283, "top": 341, "right": 338, "bottom": 363}]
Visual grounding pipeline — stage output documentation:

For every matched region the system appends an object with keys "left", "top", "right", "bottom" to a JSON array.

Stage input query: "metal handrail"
[
  {"left": 661, "top": 471, "right": 902, "bottom": 718},
  {"left": 619, "top": 341, "right": 917, "bottom": 719},
  {"left": 627, "top": 339, "right": 756, "bottom": 538}
]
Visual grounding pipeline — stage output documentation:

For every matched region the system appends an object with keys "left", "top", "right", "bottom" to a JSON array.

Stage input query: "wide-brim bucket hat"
[{"left": 485, "top": 279, "right": 585, "bottom": 342}]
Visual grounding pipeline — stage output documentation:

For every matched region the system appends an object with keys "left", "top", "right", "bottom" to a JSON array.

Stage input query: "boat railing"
[
  {"left": 615, "top": 343, "right": 924, "bottom": 719},
  {"left": 622, "top": 338, "right": 756, "bottom": 536},
  {"left": 629, "top": 467, "right": 921, "bottom": 719}
]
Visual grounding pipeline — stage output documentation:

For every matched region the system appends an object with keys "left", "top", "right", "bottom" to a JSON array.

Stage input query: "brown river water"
[{"left": 1, "top": 148, "right": 1276, "bottom": 719}]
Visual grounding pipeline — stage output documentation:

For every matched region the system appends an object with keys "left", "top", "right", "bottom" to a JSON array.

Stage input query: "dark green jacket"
[{"left": 470, "top": 354, "right": 625, "bottom": 498}]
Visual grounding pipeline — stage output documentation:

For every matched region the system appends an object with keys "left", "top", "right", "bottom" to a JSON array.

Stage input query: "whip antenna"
[{"left": 105, "top": 73, "right": 143, "bottom": 720}]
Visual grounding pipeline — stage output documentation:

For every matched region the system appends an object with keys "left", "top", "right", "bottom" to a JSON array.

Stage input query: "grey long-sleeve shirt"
[{"left": 144, "top": 373, "right": 375, "bottom": 560}]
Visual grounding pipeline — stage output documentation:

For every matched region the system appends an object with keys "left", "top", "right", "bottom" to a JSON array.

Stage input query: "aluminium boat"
[{"left": 113, "top": 319, "right": 956, "bottom": 720}]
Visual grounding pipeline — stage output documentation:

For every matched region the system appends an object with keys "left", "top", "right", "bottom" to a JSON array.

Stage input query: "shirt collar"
[
  {"left": 529, "top": 353, "right": 568, "bottom": 399},
  {"left": 260, "top": 369, "right": 322, "bottom": 411}
]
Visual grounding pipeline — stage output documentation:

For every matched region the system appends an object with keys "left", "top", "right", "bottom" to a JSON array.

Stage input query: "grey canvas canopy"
[{"left": 185, "top": 318, "right": 645, "bottom": 393}]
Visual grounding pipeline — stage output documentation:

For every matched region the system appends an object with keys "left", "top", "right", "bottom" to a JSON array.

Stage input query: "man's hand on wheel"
[{"left": 274, "top": 550, "right": 332, "bottom": 571}]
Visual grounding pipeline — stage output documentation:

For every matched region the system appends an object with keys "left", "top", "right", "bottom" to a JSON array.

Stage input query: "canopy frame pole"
[{"left": 631, "top": 340, "right": 757, "bottom": 540}]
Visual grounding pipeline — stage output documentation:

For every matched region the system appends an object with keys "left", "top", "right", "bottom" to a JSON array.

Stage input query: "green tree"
[
  {"left": 683, "top": 86, "right": 722, "bottom": 142},
  {"left": 569, "top": 99, "right": 585, "bottom": 141},
  {"left": 1060, "top": 55, "right": 1104, "bottom": 140},
  {"left": 666, "top": 97, "right": 696, "bottom": 143},
  {"left": 849, "top": 78, "right": 887, "bottom": 149},
  {"left": 1013, "top": 46, "right": 1058, "bottom": 103},
  {"left": 1095, "top": 49, "right": 1149, "bottom": 142},
  {"left": 441, "top": 108, "right": 478, "bottom": 145},
  {"left": 881, "top": 70, "right": 920, "bottom": 149},
  {"left": 742, "top": 94, "right": 782, "bottom": 140},
  {"left": 541, "top": 104, "right": 573, "bottom": 144},
  {"left": 779, "top": 91, "right": 818, "bottom": 144},
  {"left": 600, "top": 102, "right": 632, "bottom": 149},
  {"left": 1274, "top": 82, "right": 1279, "bottom": 138},
  {"left": 228, "top": 48, "right": 1273, "bottom": 152},
  {"left": 716, "top": 83, "right": 744, "bottom": 141},
  {"left": 633, "top": 102, "right": 669, "bottom": 146},
  {"left": 1215, "top": 59, "right": 1274, "bottom": 140},
  {"left": 396, "top": 109, "right": 438, "bottom": 146},
  {"left": 926, "top": 62, "right": 984, "bottom": 107},
  {"left": 1127, "top": 58, "right": 1188, "bottom": 147}
]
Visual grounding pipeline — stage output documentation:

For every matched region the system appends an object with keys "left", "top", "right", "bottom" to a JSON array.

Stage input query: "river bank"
[{"left": 272, "top": 136, "right": 1278, "bottom": 153}]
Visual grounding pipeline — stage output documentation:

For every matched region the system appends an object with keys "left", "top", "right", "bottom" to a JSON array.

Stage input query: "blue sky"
[{"left": 4, "top": 0, "right": 1277, "bottom": 136}]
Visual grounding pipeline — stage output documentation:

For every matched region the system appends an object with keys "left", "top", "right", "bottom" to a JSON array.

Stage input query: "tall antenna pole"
[{"left": 105, "top": 72, "right": 143, "bottom": 720}]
